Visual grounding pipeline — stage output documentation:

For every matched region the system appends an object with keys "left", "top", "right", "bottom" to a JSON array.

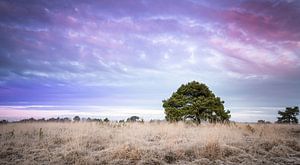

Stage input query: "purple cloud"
[{"left": 0, "top": 0, "right": 299, "bottom": 121}]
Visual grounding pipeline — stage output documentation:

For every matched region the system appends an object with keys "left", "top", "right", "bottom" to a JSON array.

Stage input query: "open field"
[{"left": 0, "top": 122, "right": 300, "bottom": 165}]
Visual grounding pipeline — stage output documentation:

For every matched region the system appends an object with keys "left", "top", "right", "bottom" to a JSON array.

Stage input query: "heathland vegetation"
[
  {"left": 0, "top": 81, "right": 299, "bottom": 164},
  {"left": 0, "top": 122, "right": 299, "bottom": 164}
]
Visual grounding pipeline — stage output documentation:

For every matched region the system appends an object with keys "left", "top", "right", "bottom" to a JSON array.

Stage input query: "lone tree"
[
  {"left": 163, "top": 81, "right": 230, "bottom": 124},
  {"left": 277, "top": 106, "right": 299, "bottom": 124},
  {"left": 103, "top": 118, "right": 109, "bottom": 122},
  {"left": 73, "top": 116, "right": 80, "bottom": 122},
  {"left": 126, "top": 116, "right": 140, "bottom": 122}
]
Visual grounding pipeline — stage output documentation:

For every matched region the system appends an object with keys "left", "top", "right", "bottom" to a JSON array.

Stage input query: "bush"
[
  {"left": 73, "top": 116, "right": 80, "bottom": 122},
  {"left": 104, "top": 118, "right": 109, "bottom": 122}
]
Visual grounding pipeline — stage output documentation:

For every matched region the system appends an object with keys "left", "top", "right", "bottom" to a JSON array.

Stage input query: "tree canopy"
[
  {"left": 104, "top": 118, "right": 109, "bottom": 122},
  {"left": 277, "top": 106, "right": 299, "bottom": 124},
  {"left": 73, "top": 116, "right": 80, "bottom": 122},
  {"left": 163, "top": 81, "right": 230, "bottom": 123},
  {"left": 126, "top": 116, "right": 140, "bottom": 122}
]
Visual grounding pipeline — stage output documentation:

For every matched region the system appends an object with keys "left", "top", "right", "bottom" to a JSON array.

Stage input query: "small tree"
[
  {"left": 73, "top": 116, "right": 80, "bottom": 122},
  {"left": 0, "top": 120, "right": 8, "bottom": 124},
  {"left": 126, "top": 116, "right": 140, "bottom": 122},
  {"left": 62, "top": 117, "right": 71, "bottom": 122},
  {"left": 104, "top": 118, "right": 109, "bottom": 122},
  {"left": 277, "top": 106, "right": 299, "bottom": 124}
]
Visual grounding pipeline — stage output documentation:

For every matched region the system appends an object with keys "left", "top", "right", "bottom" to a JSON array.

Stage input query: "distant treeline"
[
  {"left": 1, "top": 106, "right": 298, "bottom": 124},
  {"left": 0, "top": 117, "right": 107, "bottom": 123},
  {"left": 0, "top": 116, "right": 165, "bottom": 124}
]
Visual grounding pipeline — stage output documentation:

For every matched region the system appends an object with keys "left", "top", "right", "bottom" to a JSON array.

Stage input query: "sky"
[{"left": 0, "top": 0, "right": 300, "bottom": 122}]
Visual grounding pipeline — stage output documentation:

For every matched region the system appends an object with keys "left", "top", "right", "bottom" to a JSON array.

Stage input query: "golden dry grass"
[{"left": 0, "top": 122, "right": 299, "bottom": 165}]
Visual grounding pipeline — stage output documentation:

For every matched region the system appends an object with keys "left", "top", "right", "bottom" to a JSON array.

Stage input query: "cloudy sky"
[{"left": 0, "top": 0, "right": 299, "bottom": 122}]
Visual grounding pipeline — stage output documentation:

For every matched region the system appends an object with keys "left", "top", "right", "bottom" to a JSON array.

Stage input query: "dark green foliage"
[
  {"left": 0, "top": 120, "right": 8, "bottom": 124},
  {"left": 163, "top": 81, "right": 230, "bottom": 123},
  {"left": 257, "top": 120, "right": 272, "bottom": 124},
  {"left": 277, "top": 106, "right": 299, "bottom": 124},
  {"left": 73, "top": 116, "right": 80, "bottom": 122},
  {"left": 126, "top": 116, "right": 140, "bottom": 122},
  {"left": 86, "top": 118, "right": 102, "bottom": 122},
  {"left": 104, "top": 118, "right": 109, "bottom": 122}
]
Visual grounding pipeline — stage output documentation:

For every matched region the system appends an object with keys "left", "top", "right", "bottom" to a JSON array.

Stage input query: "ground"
[{"left": 0, "top": 122, "right": 300, "bottom": 165}]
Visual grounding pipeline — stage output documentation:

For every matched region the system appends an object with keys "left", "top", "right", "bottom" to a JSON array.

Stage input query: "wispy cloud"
[{"left": 0, "top": 0, "right": 299, "bottom": 121}]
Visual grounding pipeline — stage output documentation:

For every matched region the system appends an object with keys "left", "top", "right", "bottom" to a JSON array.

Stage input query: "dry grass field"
[{"left": 0, "top": 122, "right": 300, "bottom": 165}]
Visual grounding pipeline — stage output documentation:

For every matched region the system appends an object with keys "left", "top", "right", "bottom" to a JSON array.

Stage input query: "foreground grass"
[{"left": 0, "top": 122, "right": 299, "bottom": 165}]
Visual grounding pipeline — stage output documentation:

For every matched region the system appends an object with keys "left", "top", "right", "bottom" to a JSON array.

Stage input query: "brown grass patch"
[{"left": 0, "top": 122, "right": 299, "bottom": 164}]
